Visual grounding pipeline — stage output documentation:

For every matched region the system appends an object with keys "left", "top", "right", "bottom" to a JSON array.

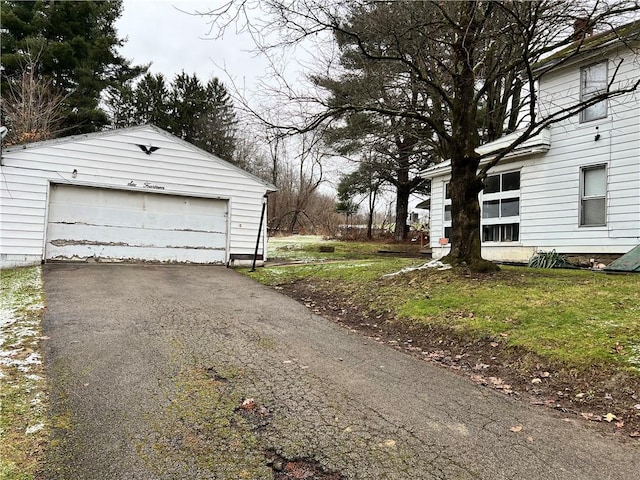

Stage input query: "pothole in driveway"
[
  {"left": 235, "top": 399, "right": 345, "bottom": 479},
  {"left": 265, "top": 450, "right": 345, "bottom": 480}
]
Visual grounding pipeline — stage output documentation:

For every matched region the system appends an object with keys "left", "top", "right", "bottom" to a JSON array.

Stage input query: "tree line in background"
[{"left": 105, "top": 72, "right": 237, "bottom": 162}]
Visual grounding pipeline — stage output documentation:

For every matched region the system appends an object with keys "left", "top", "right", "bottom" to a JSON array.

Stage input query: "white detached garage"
[{"left": 0, "top": 125, "right": 276, "bottom": 268}]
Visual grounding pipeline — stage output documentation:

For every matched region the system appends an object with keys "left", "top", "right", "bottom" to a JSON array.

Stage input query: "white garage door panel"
[
  {"left": 46, "top": 244, "right": 226, "bottom": 264},
  {"left": 46, "top": 223, "right": 226, "bottom": 249},
  {"left": 46, "top": 185, "right": 228, "bottom": 263},
  {"left": 48, "top": 204, "right": 226, "bottom": 232}
]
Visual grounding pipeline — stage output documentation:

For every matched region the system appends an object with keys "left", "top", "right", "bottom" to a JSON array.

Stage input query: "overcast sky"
[
  {"left": 114, "top": 1, "right": 436, "bottom": 207},
  {"left": 116, "top": 0, "right": 270, "bottom": 91}
]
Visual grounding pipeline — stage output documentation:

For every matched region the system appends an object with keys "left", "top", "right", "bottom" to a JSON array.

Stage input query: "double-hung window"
[
  {"left": 580, "top": 165, "right": 607, "bottom": 226},
  {"left": 580, "top": 62, "right": 608, "bottom": 122},
  {"left": 443, "top": 182, "right": 452, "bottom": 242},
  {"left": 481, "top": 171, "right": 520, "bottom": 242}
]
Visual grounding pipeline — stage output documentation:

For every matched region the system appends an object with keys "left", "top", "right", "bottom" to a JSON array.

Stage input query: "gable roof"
[
  {"left": 534, "top": 19, "right": 640, "bottom": 73},
  {"left": 2, "top": 124, "right": 277, "bottom": 192}
]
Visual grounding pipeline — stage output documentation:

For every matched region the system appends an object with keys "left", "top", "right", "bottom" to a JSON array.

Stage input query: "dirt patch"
[
  {"left": 277, "top": 279, "right": 640, "bottom": 441},
  {"left": 237, "top": 399, "right": 345, "bottom": 479},
  {"left": 265, "top": 450, "right": 345, "bottom": 480}
]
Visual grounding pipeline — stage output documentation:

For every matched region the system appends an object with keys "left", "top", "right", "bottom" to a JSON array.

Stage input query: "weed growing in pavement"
[{"left": 137, "top": 355, "right": 272, "bottom": 479}]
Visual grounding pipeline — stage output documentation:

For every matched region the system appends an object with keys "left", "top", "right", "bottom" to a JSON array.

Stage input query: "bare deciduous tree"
[
  {"left": 267, "top": 130, "right": 328, "bottom": 234},
  {"left": 204, "top": 0, "right": 640, "bottom": 271},
  {"left": 1, "top": 57, "right": 66, "bottom": 145}
]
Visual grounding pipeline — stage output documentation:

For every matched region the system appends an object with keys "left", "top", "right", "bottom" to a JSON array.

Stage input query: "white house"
[
  {"left": 0, "top": 125, "right": 276, "bottom": 268},
  {"left": 422, "top": 22, "right": 640, "bottom": 263}
]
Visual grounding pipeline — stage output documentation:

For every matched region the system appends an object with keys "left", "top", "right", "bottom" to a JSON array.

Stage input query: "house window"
[
  {"left": 580, "top": 62, "right": 608, "bottom": 122},
  {"left": 482, "top": 224, "right": 520, "bottom": 243},
  {"left": 580, "top": 165, "right": 606, "bottom": 226},
  {"left": 481, "top": 171, "right": 520, "bottom": 242},
  {"left": 443, "top": 182, "right": 451, "bottom": 242}
]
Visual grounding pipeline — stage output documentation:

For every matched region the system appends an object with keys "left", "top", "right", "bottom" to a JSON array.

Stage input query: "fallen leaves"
[
  {"left": 611, "top": 342, "right": 625, "bottom": 355},
  {"left": 578, "top": 412, "right": 623, "bottom": 425},
  {"left": 489, "top": 376, "right": 513, "bottom": 394},
  {"left": 240, "top": 398, "right": 256, "bottom": 411},
  {"left": 581, "top": 412, "right": 602, "bottom": 422}
]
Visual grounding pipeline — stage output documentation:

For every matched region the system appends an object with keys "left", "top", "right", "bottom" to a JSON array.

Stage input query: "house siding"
[
  {"left": 0, "top": 125, "right": 272, "bottom": 268},
  {"left": 427, "top": 46, "right": 639, "bottom": 263}
]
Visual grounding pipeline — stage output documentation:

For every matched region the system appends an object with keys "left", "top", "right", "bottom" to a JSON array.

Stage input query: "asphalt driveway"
[{"left": 41, "top": 264, "right": 639, "bottom": 479}]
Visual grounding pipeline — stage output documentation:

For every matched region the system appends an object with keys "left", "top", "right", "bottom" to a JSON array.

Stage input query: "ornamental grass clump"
[{"left": 528, "top": 250, "right": 570, "bottom": 269}]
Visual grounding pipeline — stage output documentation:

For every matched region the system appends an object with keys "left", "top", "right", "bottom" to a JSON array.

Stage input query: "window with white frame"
[
  {"left": 443, "top": 182, "right": 451, "bottom": 242},
  {"left": 481, "top": 171, "right": 520, "bottom": 242},
  {"left": 580, "top": 62, "right": 608, "bottom": 122},
  {"left": 580, "top": 165, "right": 607, "bottom": 226}
]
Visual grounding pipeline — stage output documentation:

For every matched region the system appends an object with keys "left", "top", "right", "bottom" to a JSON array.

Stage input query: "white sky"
[
  {"left": 114, "top": 0, "right": 421, "bottom": 207},
  {"left": 116, "top": 0, "right": 269, "bottom": 92}
]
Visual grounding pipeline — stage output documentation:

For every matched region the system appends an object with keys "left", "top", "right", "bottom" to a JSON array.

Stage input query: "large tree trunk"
[
  {"left": 440, "top": 6, "right": 499, "bottom": 274},
  {"left": 394, "top": 184, "right": 411, "bottom": 242},
  {"left": 442, "top": 155, "right": 498, "bottom": 273},
  {"left": 367, "top": 188, "right": 378, "bottom": 240}
]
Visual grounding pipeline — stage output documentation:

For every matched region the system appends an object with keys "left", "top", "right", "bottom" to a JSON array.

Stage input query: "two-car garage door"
[{"left": 45, "top": 184, "right": 228, "bottom": 264}]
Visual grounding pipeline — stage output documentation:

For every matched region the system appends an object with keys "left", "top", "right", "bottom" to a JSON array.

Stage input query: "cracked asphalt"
[{"left": 41, "top": 264, "right": 639, "bottom": 479}]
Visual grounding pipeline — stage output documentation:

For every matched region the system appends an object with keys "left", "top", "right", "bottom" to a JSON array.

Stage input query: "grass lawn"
[
  {"left": 0, "top": 267, "right": 48, "bottom": 480},
  {"left": 253, "top": 238, "right": 640, "bottom": 373}
]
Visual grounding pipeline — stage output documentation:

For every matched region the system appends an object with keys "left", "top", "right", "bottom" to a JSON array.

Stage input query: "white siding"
[
  {"left": 0, "top": 125, "right": 272, "bottom": 268},
  {"left": 427, "top": 46, "right": 640, "bottom": 263},
  {"left": 524, "top": 45, "right": 640, "bottom": 253}
]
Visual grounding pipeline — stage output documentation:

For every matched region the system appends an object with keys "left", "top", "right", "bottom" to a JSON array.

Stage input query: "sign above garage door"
[{"left": 45, "top": 184, "right": 228, "bottom": 264}]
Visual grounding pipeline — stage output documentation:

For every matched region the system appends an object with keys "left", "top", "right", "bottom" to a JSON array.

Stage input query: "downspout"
[
  {"left": 250, "top": 195, "right": 267, "bottom": 272},
  {"left": 0, "top": 126, "right": 8, "bottom": 165}
]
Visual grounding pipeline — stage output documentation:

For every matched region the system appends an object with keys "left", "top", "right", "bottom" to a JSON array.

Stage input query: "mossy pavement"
[{"left": 39, "top": 264, "right": 640, "bottom": 479}]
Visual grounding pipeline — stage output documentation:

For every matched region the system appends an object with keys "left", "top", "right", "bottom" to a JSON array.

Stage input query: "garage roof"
[{"left": 2, "top": 124, "right": 277, "bottom": 192}]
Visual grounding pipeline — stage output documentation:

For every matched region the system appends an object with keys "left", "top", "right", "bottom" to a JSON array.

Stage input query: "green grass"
[
  {"left": 249, "top": 238, "right": 640, "bottom": 372},
  {"left": 0, "top": 267, "right": 48, "bottom": 480}
]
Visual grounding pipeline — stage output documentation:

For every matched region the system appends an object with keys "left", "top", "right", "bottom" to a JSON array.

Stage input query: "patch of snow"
[
  {"left": 24, "top": 352, "right": 42, "bottom": 364},
  {"left": 0, "top": 348, "right": 23, "bottom": 358},
  {"left": 0, "top": 309, "right": 17, "bottom": 329},
  {"left": 10, "top": 326, "right": 39, "bottom": 342},
  {"left": 25, "top": 423, "right": 45, "bottom": 435},
  {"left": 326, "top": 262, "right": 375, "bottom": 269},
  {"left": 382, "top": 259, "right": 452, "bottom": 277}
]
